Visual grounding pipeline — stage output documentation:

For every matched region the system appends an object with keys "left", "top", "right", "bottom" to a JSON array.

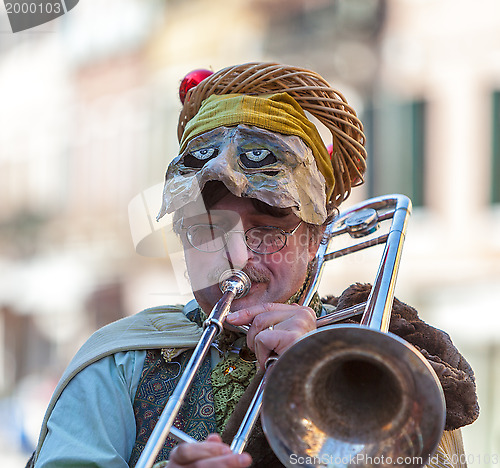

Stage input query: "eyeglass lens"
[{"left": 187, "top": 225, "right": 287, "bottom": 254}]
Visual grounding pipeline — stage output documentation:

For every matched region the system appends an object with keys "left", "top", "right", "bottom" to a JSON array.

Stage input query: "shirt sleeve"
[
  {"left": 426, "top": 429, "right": 468, "bottom": 468},
  {"left": 35, "top": 350, "right": 146, "bottom": 467}
]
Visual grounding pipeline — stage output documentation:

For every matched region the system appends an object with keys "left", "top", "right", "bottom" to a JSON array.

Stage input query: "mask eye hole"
[
  {"left": 240, "top": 149, "right": 277, "bottom": 168},
  {"left": 183, "top": 148, "right": 218, "bottom": 168}
]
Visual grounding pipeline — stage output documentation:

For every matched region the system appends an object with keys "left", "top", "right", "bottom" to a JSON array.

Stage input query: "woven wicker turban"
[{"left": 177, "top": 62, "right": 367, "bottom": 207}]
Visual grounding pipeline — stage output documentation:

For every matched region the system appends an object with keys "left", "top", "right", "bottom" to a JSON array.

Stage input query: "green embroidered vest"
[{"left": 128, "top": 349, "right": 216, "bottom": 466}]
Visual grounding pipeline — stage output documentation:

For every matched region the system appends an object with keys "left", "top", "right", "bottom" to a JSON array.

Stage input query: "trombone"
[{"left": 136, "top": 194, "right": 446, "bottom": 468}]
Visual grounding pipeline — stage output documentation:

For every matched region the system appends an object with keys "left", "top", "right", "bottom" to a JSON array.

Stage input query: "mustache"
[{"left": 208, "top": 265, "right": 271, "bottom": 286}]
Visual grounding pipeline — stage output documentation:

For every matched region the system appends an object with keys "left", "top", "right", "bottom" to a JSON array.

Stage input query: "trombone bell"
[{"left": 262, "top": 325, "right": 446, "bottom": 468}]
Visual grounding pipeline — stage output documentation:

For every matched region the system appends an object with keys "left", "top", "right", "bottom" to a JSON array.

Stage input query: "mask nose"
[{"left": 199, "top": 146, "right": 247, "bottom": 193}]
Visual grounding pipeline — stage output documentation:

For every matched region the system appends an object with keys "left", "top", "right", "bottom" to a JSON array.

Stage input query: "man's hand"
[
  {"left": 226, "top": 303, "right": 317, "bottom": 370},
  {"left": 168, "top": 434, "right": 252, "bottom": 468}
]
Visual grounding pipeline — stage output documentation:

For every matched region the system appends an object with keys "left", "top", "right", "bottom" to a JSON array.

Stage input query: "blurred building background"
[{"left": 1, "top": 0, "right": 499, "bottom": 465}]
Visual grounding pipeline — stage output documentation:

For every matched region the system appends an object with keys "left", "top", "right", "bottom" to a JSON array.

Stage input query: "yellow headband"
[{"left": 179, "top": 92, "right": 335, "bottom": 201}]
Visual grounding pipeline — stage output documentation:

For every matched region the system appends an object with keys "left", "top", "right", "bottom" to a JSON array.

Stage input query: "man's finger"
[
  {"left": 253, "top": 329, "right": 303, "bottom": 370},
  {"left": 170, "top": 440, "right": 232, "bottom": 464},
  {"left": 238, "top": 308, "right": 315, "bottom": 351},
  {"left": 227, "top": 303, "right": 315, "bottom": 327}
]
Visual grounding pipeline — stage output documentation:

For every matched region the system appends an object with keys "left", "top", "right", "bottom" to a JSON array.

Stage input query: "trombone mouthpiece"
[{"left": 219, "top": 269, "right": 251, "bottom": 299}]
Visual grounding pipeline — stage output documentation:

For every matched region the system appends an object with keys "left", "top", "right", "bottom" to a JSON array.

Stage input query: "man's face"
[{"left": 180, "top": 193, "right": 320, "bottom": 314}]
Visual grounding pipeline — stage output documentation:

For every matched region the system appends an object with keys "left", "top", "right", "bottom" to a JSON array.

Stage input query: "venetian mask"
[{"left": 157, "top": 125, "right": 328, "bottom": 225}]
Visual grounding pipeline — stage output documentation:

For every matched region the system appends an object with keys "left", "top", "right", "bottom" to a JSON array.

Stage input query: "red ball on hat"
[{"left": 179, "top": 69, "right": 213, "bottom": 104}]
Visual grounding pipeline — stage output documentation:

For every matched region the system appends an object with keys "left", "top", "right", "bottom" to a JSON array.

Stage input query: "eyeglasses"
[{"left": 184, "top": 221, "right": 303, "bottom": 254}]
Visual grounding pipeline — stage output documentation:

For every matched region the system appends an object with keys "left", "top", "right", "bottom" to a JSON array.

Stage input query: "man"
[{"left": 30, "top": 63, "right": 479, "bottom": 467}]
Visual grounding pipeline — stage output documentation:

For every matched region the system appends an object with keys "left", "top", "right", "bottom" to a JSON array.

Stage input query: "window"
[
  {"left": 363, "top": 97, "right": 426, "bottom": 207},
  {"left": 491, "top": 91, "right": 500, "bottom": 204}
]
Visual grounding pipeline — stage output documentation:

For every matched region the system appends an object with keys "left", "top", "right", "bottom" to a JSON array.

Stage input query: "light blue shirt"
[
  {"left": 34, "top": 302, "right": 204, "bottom": 468},
  {"left": 35, "top": 350, "right": 147, "bottom": 467}
]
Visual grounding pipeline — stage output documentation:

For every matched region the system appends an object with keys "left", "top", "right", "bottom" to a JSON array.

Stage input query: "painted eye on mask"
[
  {"left": 239, "top": 149, "right": 277, "bottom": 169},
  {"left": 183, "top": 147, "right": 219, "bottom": 168}
]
